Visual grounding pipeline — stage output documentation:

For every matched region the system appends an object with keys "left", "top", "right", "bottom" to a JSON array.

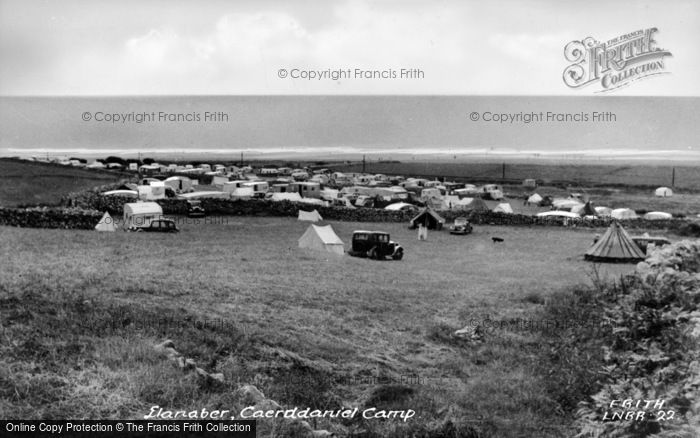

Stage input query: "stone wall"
[{"left": 0, "top": 207, "right": 102, "bottom": 229}]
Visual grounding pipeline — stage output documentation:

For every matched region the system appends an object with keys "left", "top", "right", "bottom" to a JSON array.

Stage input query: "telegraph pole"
[
  {"left": 362, "top": 155, "right": 366, "bottom": 173},
  {"left": 671, "top": 167, "right": 675, "bottom": 188}
]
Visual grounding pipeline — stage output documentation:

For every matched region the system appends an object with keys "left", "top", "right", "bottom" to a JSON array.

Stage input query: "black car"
[
  {"left": 132, "top": 218, "right": 179, "bottom": 233},
  {"left": 187, "top": 200, "right": 206, "bottom": 218},
  {"left": 449, "top": 217, "right": 473, "bottom": 235},
  {"left": 348, "top": 230, "right": 403, "bottom": 260}
]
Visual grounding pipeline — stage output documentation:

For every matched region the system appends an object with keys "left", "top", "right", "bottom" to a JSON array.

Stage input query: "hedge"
[{"left": 0, "top": 207, "right": 102, "bottom": 229}]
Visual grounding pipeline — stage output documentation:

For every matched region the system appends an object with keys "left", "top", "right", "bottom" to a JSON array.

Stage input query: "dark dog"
[{"left": 491, "top": 237, "right": 504, "bottom": 243}]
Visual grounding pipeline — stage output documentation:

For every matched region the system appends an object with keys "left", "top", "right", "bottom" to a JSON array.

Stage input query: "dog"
[{"left": 491, "top": 237, "right": 504, "bottom": 243}]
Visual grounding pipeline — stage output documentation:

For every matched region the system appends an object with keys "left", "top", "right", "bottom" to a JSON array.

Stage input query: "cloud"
[{"left": 0, "top": 0, "right": 698, "bottom": 95}]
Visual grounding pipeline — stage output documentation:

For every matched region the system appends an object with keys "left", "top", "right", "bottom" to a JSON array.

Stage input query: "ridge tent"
[
  {"left": 409, "top": 208, "right": 445, "bottom": 230},
  {"left": 527, "top": 193, "right": 543, "bottom": 204},
  {"left": 298, "top": 224, "right": 344, "bottom": 255},
  {"left": 493, "top": 203, "right": 514, "bottom": 214},
  {"left": 585, "top": 221, "right": 645, "bottom": 263},
  {"left": 95, "top": 212, "right": 116, "bottom": 232},
  {"left": 298, "top": 209, "right": 323, "bottom": 222},
  {"left": 654, "top": 187, "right": 673, "bottom": 197}
]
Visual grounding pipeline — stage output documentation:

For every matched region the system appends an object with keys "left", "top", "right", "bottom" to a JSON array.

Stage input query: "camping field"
[{"left": 0, "top": 217, "right": 646, "bottom": 437}]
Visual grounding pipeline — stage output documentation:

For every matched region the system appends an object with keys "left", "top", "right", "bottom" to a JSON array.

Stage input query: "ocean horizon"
[{"left": 1, "top": 95, "right": 699, "bottom": 163}]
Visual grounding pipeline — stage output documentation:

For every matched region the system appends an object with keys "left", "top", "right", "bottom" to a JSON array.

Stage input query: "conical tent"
[
  {"left": 572, "top": 201, "right": 596, "bottom": 216},
  {"left": 298, "top": 224, "right": 344, "bottom": 255},
  {"left": 585, "top": 222, "right": 645, "bottom": 263},
  {"left": 95, "top": 212, "right": 116, "bottom": 232}
]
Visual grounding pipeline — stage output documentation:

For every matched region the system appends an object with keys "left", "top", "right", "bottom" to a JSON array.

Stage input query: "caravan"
[{"left": 123, "top": 202, "right": 163, "bottom": 230}]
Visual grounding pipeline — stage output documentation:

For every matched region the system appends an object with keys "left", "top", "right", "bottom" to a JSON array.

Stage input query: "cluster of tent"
[{"left": 296, "top": 209, "right": 345, "bottom": 255}]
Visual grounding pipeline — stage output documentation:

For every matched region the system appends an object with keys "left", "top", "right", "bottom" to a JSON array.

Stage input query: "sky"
[{"left": 1, "top": 0, "right": 698, "bottom": 96}]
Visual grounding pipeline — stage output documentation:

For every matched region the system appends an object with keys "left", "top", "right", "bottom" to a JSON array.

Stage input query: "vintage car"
[
  {"left": 187, "top": 200, "right": 206, "bottom": 218},
  {"left": 348, "top": 230, "right": 403, "bottom": 260},
  {"left": 449, "top": 217, "right": 473, "bottom": 235},
  {"left": 130, "top": 218, "right": 179, "bottom": 233}
]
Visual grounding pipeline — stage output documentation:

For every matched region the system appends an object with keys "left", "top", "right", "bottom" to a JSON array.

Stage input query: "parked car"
[
  {"left": 449, "top": 217, "right": 473, "bottom": 235},
  {"left": 348, "top": 230, "right": 403, "bottom": 260},
  {"left": 130, "top": 218, "right": 179, "bottom": 233},
  {"left": 187, "top": 200, "right": 206, "bottom": 218}
]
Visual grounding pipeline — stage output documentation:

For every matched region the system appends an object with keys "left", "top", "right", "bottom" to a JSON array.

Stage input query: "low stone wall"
[
  {"left": 54, "top": 187, "right": 691, "bottom": 231},
  {"left": 0, "top": 207, "right": 102, "bottom": 229}
]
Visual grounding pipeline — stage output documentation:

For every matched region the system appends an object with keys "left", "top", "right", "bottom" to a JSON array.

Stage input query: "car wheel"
[
  {"left": 367, "top": 247, "right": 377, "bottom": 259},
  {"left": 392, "top": 250, "right": 404, "bottom": 260}
]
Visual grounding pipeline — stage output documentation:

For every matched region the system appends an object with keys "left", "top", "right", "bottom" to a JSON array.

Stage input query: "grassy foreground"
[{"left": 1, "top": 218, "right": 638, "bottom": 436}]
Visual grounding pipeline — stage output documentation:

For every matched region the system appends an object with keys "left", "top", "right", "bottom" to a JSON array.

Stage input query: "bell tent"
[{"left": 584, "top": 222, "right": 645, "bottom": 263}]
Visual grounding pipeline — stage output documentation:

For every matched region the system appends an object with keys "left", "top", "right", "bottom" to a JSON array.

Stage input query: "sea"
[{"left": 1, "top": 95, "right": 699, "bottom": 163}]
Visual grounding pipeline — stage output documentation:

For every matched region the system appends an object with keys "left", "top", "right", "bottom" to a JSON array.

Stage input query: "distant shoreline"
[{"left": 3, "top": 148, "right": 700, "bottom": 166}]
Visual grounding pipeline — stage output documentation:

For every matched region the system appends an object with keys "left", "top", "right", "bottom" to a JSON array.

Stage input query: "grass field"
[
  {"left": 0, "top": 158, "right": 125, "bottom": 207},
  {"left": 1, "top": 217, "right": 651, "bottom": 436},
  {"left": 334, "top": 161, "right": 700, "bottom": 190}
]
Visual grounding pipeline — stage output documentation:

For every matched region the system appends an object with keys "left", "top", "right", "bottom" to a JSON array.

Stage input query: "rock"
[
  {"left": 454, "top": 325, "right": 483, "bottom": 341},
  {"left": 210, "top": 373, "right": 225, "bottom": 383},
  {"left": 256, "top": 399, "right": 281, "bottom": 411},
  {"left": 154, "top": 339, "right": 176, "bottom": 351},
  {"left": 310, "top": 431, "right": 335, "bottom": 437},
  {"left": 239, "top": 384, "right": 266, "bottom": 405}
]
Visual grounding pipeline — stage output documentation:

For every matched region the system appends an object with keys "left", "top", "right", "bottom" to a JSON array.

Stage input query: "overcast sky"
[{"left": 1, "top": 0, "right": 698, "bottom": 95}]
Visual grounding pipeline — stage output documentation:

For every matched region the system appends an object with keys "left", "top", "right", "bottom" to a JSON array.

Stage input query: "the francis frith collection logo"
[{"left": 563, "top": 28, "right": 672, "bottom": 92}]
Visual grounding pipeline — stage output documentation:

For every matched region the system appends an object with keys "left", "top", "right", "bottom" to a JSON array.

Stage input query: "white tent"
[
  {"left": 654, "top": 187, "right": 673, "bottom": 197},
  {"left": 493, "top": 203, "right": 514, "bottom": 214},
  {"left": 270, "top": 192, "right": 303, "bottom": 202},
  {"left": 611, "top": 208, "right": 638, "bottom": 220},
  {"left": 643, "top": 211, "right": 673, "bottom": 220},
  {"left": 527, "top": 193, "right": 543, "bottom": 204},
  {"left": 177, "top": 191, "right": 229, "bottom": 200},
  {"left": 123, "top": 202, "right": 163, "bottom": 230},
  {"left": 385, "top": 202, "right": 416, "bottom": 211},
  {"left": 536, "top": 211, "right": 581, "bottom": 219},
  {"left": 102, "top": 189, "right": 138, "bottom": 198},
  {"left": 95, "top": 212, "right": 116, "bottom": 232},
  {"left": 298, "top": 225, "right": 344, "bottom": 255},
  {"left": 298, "top": 210, "right": 323, "bottom": 222},
  {"left": 594, "top": 206, "right": 613, "bottom": 216}
]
